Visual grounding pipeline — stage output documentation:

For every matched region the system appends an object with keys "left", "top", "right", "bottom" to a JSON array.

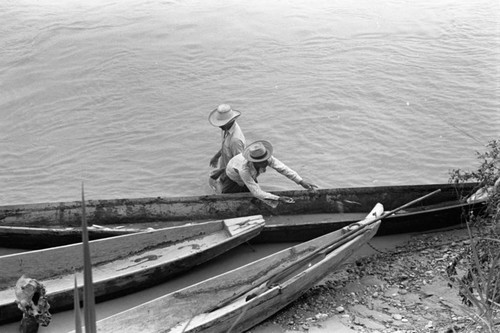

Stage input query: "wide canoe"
[
  {"left": 0, "top": 183, "right": 483, "bottom": 248},
  {"left": 75, "top": 204, "right": 383, "bottom": 333},
  {"left": 0, "top": 215, "right": 265, "bottom": 324}
]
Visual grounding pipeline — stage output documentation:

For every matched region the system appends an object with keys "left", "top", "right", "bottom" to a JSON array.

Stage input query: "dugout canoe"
[
  {"left": 0, "top": 183, "right": 484, "bottom": 248},
  {"left": 83, "top": 204, "right": 384, "bottom": 333},
  {"left": 0, "top": 224, "right": 145, "bottom": 249},
  {"left": 0, "top": 215, "right": 265, "bottom": 324}
]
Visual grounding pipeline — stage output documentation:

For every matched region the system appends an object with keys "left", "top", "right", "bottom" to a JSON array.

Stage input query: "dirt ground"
[{"left": 249, "top": 227, "right": 494, "bottom": 333}]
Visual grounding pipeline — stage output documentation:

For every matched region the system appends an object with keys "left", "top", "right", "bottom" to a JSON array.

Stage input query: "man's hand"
[
  {"left": 210, "top": 168, "right": 225, "bottom": 180},
  {"left": 278, "top": 196, "right": 295, "bottom": 204},
  {"left": 209, "top": 155, "right": 219, "bottom": 168},
  {"left": 299, "top": 180, "right": 318, "bottom": 191}
]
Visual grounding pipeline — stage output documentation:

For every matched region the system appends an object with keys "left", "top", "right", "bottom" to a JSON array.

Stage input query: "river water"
[
  {"left": 0, "top": 0, "right": 498, "bottom": 331},
  {"left": 0, "top": 0, "right": 498, "bottom": 206}
]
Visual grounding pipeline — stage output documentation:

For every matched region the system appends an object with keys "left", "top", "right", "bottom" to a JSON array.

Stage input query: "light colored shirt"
[
  {"left": 219, "top": 122, "right": 245, "bottom": 168},
  {"left": 226, "top": 153, "right": 303, "bottom": 201}
]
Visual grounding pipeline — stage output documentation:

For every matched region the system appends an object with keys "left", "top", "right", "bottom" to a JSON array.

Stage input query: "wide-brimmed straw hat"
[
  {"left": 208, "top": 104, "right": 241, "bottom": 127},
  {"left": 243, "top": 140, "right": 273, "bottom": 162}
]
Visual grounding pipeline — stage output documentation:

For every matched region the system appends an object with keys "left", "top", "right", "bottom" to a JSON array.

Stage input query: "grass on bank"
[
  {"left": 447, "top": 139, "right": 500, "bottom": 332},
  {"left": 74, "top": 183, "right": 96, "bottom": 333}
]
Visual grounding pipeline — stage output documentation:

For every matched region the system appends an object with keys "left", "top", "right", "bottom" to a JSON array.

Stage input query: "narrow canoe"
[
  {"left": 0, "top": 183, "right": 483, "bottom": 248},
  {"left": 0, "top": 215, "right": 265, "bottom": 324},
  {"left": 0, "top": 225, "right": 144, "bottom": 249},
  {"left": 84, "top": 204, "right": 383, "bottom": 333}
]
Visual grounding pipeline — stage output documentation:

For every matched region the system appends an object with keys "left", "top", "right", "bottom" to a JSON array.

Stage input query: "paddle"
[
  {"left": 266, "top": 189, "right": 441, "bottom": 287},
  {"left": 211, "top": 189, "right": 441, "bottom": 311}
]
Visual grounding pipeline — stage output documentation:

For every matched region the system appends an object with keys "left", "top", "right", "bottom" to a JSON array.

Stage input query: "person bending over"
[{"left": 224, "top": 140, "right": 317, "bottom": 203}]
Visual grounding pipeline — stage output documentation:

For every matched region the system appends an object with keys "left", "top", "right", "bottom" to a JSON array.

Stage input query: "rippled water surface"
[{"left": 1, "top": 0, "right": 498, "bottom": 205}]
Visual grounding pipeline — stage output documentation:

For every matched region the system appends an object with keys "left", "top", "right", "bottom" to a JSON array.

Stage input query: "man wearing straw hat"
[
  {"left": 224, "top": 140, "right": 317, "bottom": 203},
  {"left": 208, "top": 104, "right": 246, "bottom": 188}
]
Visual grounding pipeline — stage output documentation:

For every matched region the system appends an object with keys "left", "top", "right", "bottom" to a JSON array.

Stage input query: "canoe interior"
[
  {"left": 0, "top": 215, "right": 265, "bottom": 324},
  {"left": 181, "top": 221, "right": 382, "bottom": 333},
  {"left": 0, "top": 220, "right": 222, "bottom": 289},
  {"left": 0, "top": 225, "right": 139, "bottom": 249}
]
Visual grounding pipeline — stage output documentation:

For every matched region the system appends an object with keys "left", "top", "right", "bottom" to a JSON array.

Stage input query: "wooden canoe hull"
[
  {"left": 0, "top": 225, "right": 141, "bottom": 249},
  {"left": 183, "top": 224, "right": 381, "bottom": 333},
  {"left": 89, "top": 205, "right": 383, "bottom": 333},
  {"left": 0, "top": 216, "right": 265, "bottom": 324},
  {"left": 0, "top": 183, "right": 482, "bottom": 248},
  {"left": 258, "top": 198, "right": 485, "bottom": 242}
]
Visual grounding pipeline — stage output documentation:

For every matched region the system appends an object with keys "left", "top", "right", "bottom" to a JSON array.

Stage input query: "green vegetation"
[
  {"left": 448, "top": 139, "right": 499, "bottom": 332},
  {"left": 74, "top": 184, "right": 96, "bottom": 333}
]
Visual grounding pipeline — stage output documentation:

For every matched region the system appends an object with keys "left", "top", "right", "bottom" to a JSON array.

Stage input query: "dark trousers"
[{"left": 220, "top": 174, "right": 250, "bottom": 194}]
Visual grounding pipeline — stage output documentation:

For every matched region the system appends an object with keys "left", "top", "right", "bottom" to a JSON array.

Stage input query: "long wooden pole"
[
  {"left": 267, "top": 189, "right": 441, "bottom": 286},
  {"left": 212, "top": 189, "right": 441, "bottom": 311},
  {"left": 81, "top": 183, "right": 96, "bottom": 333}
]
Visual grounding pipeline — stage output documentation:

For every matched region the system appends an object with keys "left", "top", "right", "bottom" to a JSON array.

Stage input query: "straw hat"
[
  {"left": 208, "top": 104, "right": 241, "bottom": 127},
  {"left": 243, "top": 140, "right": 273, "bottom": 162}
]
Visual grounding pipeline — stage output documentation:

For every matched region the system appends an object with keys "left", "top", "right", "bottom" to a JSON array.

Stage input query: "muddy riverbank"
[{"left": 251, "top": 227, "right": 493, "bottom": 333}]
